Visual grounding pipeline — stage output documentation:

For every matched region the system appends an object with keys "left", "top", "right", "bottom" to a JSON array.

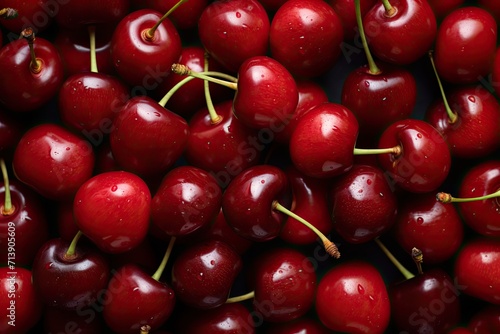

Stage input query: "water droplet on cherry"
[
  {"left": 417, "top": 217, "right": 424, "bottom": 223},
  {"left": 236, "top": 12, "right": 241, "bottom": 18},
  {"left": 357, "top": 284, "right": 365, "bottom": 294},
  {"left": 111, "top": 185, "right": 118, "bottom": 192},
  {"left": 468, "top": 95, "right": 476, "bottom": 103}
]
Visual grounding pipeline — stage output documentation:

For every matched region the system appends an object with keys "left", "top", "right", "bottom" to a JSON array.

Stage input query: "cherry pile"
[{"left": 1, "top": 0, "right": 500, "bottom": 333}]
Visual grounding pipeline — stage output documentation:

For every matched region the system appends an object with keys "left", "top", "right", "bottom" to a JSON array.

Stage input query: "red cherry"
[
  {"left": 269, "top": 0, "right": 344, "bottom": 78},
  {"left": 263, "top": 317, "right": 331, "bottom": 334},
  {"left": 0, "top": 0, "right": 53, "bottom": 34},
  {"left": 434, "top": 6, "right": 497, "bottom": 84},
  {"left": 454, "top": 237, "right": 500, "bottom": 305},
  {"left": 468, "top": 304, "right": 500, "bottom": 334},
  {"left": 0, "top": 110, "right": 23, "bottom": 158},
  {"left": 363, "top": 0, "right": 437, "bottom": 65},
  {"left": 198, "top": 0, "right": 270, "bottom": 73},
  {"left": 315, "top": 261, "right": 391, "bottom": 333},
  {"left": 73, "top": 170, "right": 151, "bottom": 254},
  {"left": 12, "top": 123, "right": 95, "bottom": 200},
  {"left": 55, "top": 0, "right": 130, "bottom": 28}
]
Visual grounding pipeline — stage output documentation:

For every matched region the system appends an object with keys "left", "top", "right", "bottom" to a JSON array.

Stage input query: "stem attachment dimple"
[
  {"left": 381, "top": 0, "right": 397, "bottom": 17},
  {"left": 144, "top": 0, "right": 189, "bottom": 40},
  {"left": 65, "top": 230, "right": 84, "bottom": 260},
  {"left": 21, "top": 27, "right": 42, "bottom": 74},
  {"left": 140, "top": 325, "right": 151, "bottom": 334}
]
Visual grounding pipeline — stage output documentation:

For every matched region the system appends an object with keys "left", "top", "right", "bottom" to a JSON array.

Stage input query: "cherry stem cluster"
[
  {"left": 354, "top": 0, "right": 380, "bottom": 75},
  {"left": 0, "top": 159, "right": 13, "bottom": 215},
  {"left": 0, "top": 7, "right": 17, "bottom": 19},
  {"left": 88, "top": 25, "right": 98, "bottom": 73},
  {"left": 65, "top": 230, "right": 84, "bottom": 260},
  {"left": 145, "top": 0, "right": 189, "bottom": 40},
  {"left": 428, "top": 51, "right": 458, "bottom": 124},
  {"left": 273, "top": 201, "right": 341, "bottom": 259},
  {"left": 171, "top": 63, "right": 238, "bottom": 90},
  {"left": 374, "top": 238, "right": 415, "bottom": 280},
  {"left": 21, "top": 27, "right": 42, "bottom": 74},
  {"left": 152, "top": 236, "right": 176, "bottom": 281}
]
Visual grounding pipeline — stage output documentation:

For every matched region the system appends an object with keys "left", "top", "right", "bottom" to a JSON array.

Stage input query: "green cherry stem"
[
  {"left": 152, "top": 236, "right": 176, "bottom": 281},
  {"left": 88, "top": 25, "right": 98, "bottom": 73},
  {"left": 65, "top": 230, "right": 84, "bottom": 260},
  {"left": 380, "top": 0, "right": 397, "bottom": 16},
  {"left": 353, "top": 145, "right": 402, "bottom": 156},
  {"left": 226, "top": 290, "right": 255, "bottom": 303},
  {"left": 0, "top": 159, "right": 14, "bottom": 215},
  {"left": 145, "top": 0, "right": 188, "bottom": 40},
  {"left": 273, "top": 201, "right": 340, "bottom": 258},
  {"left": 355, "top": 0, "right": 380, "bottom": 75},
  {"left": 436, "top": 189, "right": 500, "bottom": 203},
  {"left": 428, "top": 51, "right": 458, "bottom": 124},
  {"left": 203, "top": 53, "right": 222, "bottom": 124},
  {"left": 374, "top": 238, "right": 415, "bottom": 280},
  {"left": 171, "top": 63, "right": 238, "bottom": 90}
]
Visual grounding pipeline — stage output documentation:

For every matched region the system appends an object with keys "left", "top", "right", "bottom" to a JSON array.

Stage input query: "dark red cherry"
[
  {"left": 0, "top": 110, "right": 23, "bottom": 158},
  {"left": 54, "top": 0, "right": 130, "bottom": 28},
  {"left": 0, "top": 0, "right": 53, "bottom": 34},
  {"left": 43, "top": 306, "right": 107, "bottom": 334},
  {"left": 468, "top": 304, "right": 500, "bottom": 333},
  {"left": 263, "top": 317, "right": 331, "bottom": 334}
]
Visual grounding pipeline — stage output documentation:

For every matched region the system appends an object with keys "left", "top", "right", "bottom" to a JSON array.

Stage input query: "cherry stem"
[
  {"left": 203, "top": 53, "right": 222, "bottom": 124},
  {"left": 428, "top": 51, "right": 457, "bottom": 124},
  {"left": 145, "top": 0, "right": 188, "bottom": 40},
  {"left": 171, "top": 64, "right": 238, "bottom": 90},
  {"left": 412, "top": 247, "right": 424, "bottom": 275},
  {"left": 88, "top": 25, "right": 98, "bottom": 73},
  {"left": 354, "top": 0, "right": 380, "bottom": 75},
  {"left": 273, "top": 201, "right": 340, "bottom": 258},
  {"left": 21, "top": 27, "right": 41, "bottom": 74},
  {"left": 140, "top": 325, "right": 151, "bottom": 334},
  {"left": 0, "top": 7, "right": 18, "bottom": 19},
  {"left": 374, "top": 238, "right": 415, "bottom": 280},
  {"left": 353, "top": 145, "right": 401, "bottom": 156},
  {"left": 0, "top": 159, "right": 14, "bottom": 215},
  {"left": 436, "top": 189, "right": 500, "bottom": 203},
  {"left": 381, "top": 0, "right": 397, "bottom": 17},
  {"left": 152, "top": 236, "right": 176, "bottom": 281},
  {"left": 226, "top": 290, "right": 255, "bottom": 303},
  {"left": 65, "top": 230, "right": 83, "bottom": 260}
]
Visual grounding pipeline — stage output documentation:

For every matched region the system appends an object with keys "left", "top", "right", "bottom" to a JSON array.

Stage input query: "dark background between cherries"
[{"left": 0, "top": 0, "right": 498, "bottom": 332}]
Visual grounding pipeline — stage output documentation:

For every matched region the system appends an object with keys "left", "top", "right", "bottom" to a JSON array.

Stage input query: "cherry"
[
  {"left": 12, "top": 123, "right": 95, "bottom": 200},
  {"left": 54, "top": 0, "right": 130, "bottom": 29},
  {"left": 0, "top": 160, "right": 49, "bottom": 267},
  {"left": 110, "top": 7, "right": 182, "bottom": 89},
  {"left": 363, "top": 0, "right": 437, "bottom": 65},
  {"left": 468, "top": 304, "right": 500, "bottom": 333},
  {"left": 262, "top": 317, "right": 331, "bottom": 333},
  {"left": 197, "top": 0, "right": 270, "bottom": 73},
  {"left": 31, "top": 233, "right": 111, "bottom": 310},
  {"left": 109, "top": 95, "right": 189, "bottom": 178},
  {"left": 315, "top": 260, "right": 391, "bottom": 333},
  {"left": 269, "top": 0, "right": 344, "bottom": 78},
  {"left": 329, "top": 0, "right": 377, "bottom": 41},
  {"left": 171, "top": 239, "right": 242, "bottom": 309},
  {"left": 0, "top": 109, "right": 23, "bottom": 158},
  {"left": 102, "top": 238, "right": 176, "bottom": 333},
  {"left": 249, "top": 247, "right": 317, "bottom": 322},
  {"left": 279, "top": 165, "right": 332, "bottom": 246},
  {"left": 454, "top": 237, "right": 500, "bottom": 305},
  {"left": 434, "top": 6, "right": 497, "bottom": 84},
  {"left": 0, "top": 267, "right": 43, "bottom": 333},
  {"left": 436, "top": 160, "right": 500, "bottom": 237},
  {"left": 0, "top": 2, "right": 51, "bottom": 34},
  {"left": 151, "top": 165, "right": 222, "bottom": 237},
  {"left": 330, "top": 164, "right": 398, "bottom": 244},
  {"left": 393, "top": 191, "right": 464, "bottom": 264},
  {"left": 0, "top": 27, "right": 64, "bottom": 113},
  {"left": 73, "top": 170, "right": 151, "bottom": 254}
]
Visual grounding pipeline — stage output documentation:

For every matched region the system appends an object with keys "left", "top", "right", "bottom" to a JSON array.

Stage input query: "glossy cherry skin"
[
  {"left": 31, "top": 237, "right": 110, "bottom": 310},
  {"left": 58, "top": 72, "right": 130, "bottom": 133},
  {"left": 263, "top": 317, "right": 331, "bottom": 334},
  {"left": 252, "top": 247, "right": 316, "bottom": 322},
  {"left": 0, "top": 267, "right": 43, "bottom": 333},
  {"left": 289, "top": 102, "right": 359, "bottom": 179},
  {"left": 315, "top": 261, "right": 391, "bottom": 333},
  {"left": 110, "top": 9, "right": 181, "bottom": 88},
  {"left": 12, "top": 123, "right": 95, "bottom": 200},
  {"left": 0, "top": 110, "right": 23, "bottom": 158},
  {"left": 393, "top": 192, "right": 464, "bottom": 264},
  {"left": 454, "top": 237, "right": 500, "bottom": 305},
  {"left": 109, "top": 95, "right": 189, "bottom": 178},
  {"left": 54, "top": 25, "right": 115, "bottom": 76},
  {"left": 455, "top": 160, "right": 500, "bottom": 237},
  {"left": 269, "top": 0, "right": 344, "bottom": 78},
  {"left": 198, "top": 0, "right": 270, "bottom": 73},
  {"left": 390, "top": 269, "right": 461, "bottom": 334},
  {"left": 377, "top": 119, "right": 451, "bottom": 193},
  {"left": 0, "top": 36, "right": 64, "bottom": 113},
  {"left": 427, "top": 0, "right": 465, "bottom": 19},
  {"left": 434, "top": 6, "right": 497, "bottom": 84},
  {"left": 279, "top": 166, "right": 332, "bottom": 245},
  {"left": 73, "top": 171, "right": 151, "bottom": 254},
  {"left": 341, "top": 63, "right": 417, "bottom": 140},
  {"left": 233, "top": 56, "right": 299, "bottom": 130},
  {"left": 363, "top": 0, "right": 437, "bottom": 65},
  {"left": 330, "top": 0, "right": 378, "bottom": 41},
  {"left": 274, "top": 80, "right": 329, "bottom": 145},
  {"left": 54, "top": 0, "right": 130, "bottom": 28},
  {"left": 468, "top": 305, "right": 500, "bottom": 333},
  {"left": 0, "top": 179, "right": 49, "bottom": 267},
  {"left": 0, "top": 0, "right": 53, "bottom": 34},
  {"left": 330, "top": 164, "right": 397, "bottom": 244},
  {"left": 102, "top": 263, "right": 175, "bottom": 333},
  {"left": 222, "top": 165, "right": 291, "bottom": 242},
  {"left": 171, "top": 239, "right": 243, "bottom": 309},
  {"left": 151, "top": 166, "right": 222, "bottom": 237},
  {"left": 184, "top": 100, "right": 261, "bottom": 188},
  {"left": 426, "top": 86, "right": 500, "bottom": 159}
]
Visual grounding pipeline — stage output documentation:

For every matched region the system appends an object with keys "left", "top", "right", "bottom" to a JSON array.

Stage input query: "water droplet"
[
  {"left": 236, "top": 12, "right": 241, "bottom": 18},
  {"left": 218, "top": 31, "right": 228, "bottom": 39},
  {"left": 65, "top": 147, "right": 70, "bottom": 151},
  {"left": 358, "top": 189, "right": 363, "bottom": 193},
  {"left": 197, "top": 273, "right": 204, "bottom": 281},
  {"left": 357, "top": 284, "right": 365, "bottom": 294},
  {"left": 210, "top": 260, "right": 215, "bottom": 266},
  {"left": 261, "top": 179, "right": 265, "bottom": 184},
  {"left": 132, "top": 287, "right": 139, "bottom": 292},
  {"left": 298, "top": 47, "right": 305, "bottom": 55},
  {"left": 111, "top": 185, "right": 118, "bottom": 192},
  {"left": 45, "top": 262, "right": 53, "bottom": 269},
  {"left": 364, "top": 81, "right": 370, "bottom": 87},
  {"left": 417, "top": 217, "right": 424, "bottom": 224},
  {"left": 468, "top": 96, "right": 476, "bottom": 103},
  {"left": 417, "top": 133, "right": 423, "bottom": 138},
  {"left": 366, "top": 179, "right": 372, "bottom": 185}
]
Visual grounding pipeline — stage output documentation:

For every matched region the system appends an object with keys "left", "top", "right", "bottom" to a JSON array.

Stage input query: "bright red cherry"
[
  {"left": 73, "top": 170, "right": 151, "bottom": 254},
  {"left": 434, "top": 6, "right": 497, "bottom": 84},
  {"left": 315, "top": 261, "right": 391, "bottom": 333}
]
